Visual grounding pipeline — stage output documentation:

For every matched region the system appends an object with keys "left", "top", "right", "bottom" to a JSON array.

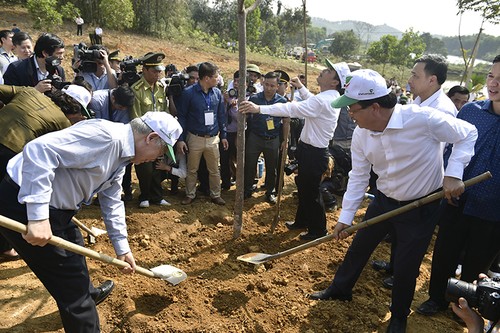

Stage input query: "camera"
[
  {"left": 73, "top": 43, "right": 103, "bottom": 73},
  {"left": 164, "top": 72, "right": 189, "bottom": 97},
  {"left": 45, "top": 56, "right": 71, "bottom": 90},
  {"left": 119, "top": 56, "right": 143, "bottom": 86},
  {"left": 227, "top": 78, "right": 257, "bottom": 98},
  {"left": 446, "top": 277, "right": 500, "bottom": 322},
  {"left": 284, "top": 160, "right": 299, "bottom": 176}
]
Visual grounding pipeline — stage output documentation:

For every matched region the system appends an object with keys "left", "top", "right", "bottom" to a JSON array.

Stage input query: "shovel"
[
  {"left": 0, "top": 215, "right": 187, "bottom": 285},
  {"left": 71, "top": 217, "right": 107, "bottom": 244},
  {"left": 238, "top": 171, "right": 492, "bottom": 265}
]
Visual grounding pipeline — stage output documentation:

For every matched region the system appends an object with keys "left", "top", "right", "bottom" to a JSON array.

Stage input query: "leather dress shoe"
[
  {"left": 92, "top": 280, "right": 115, "bottom": 306},
  {"left": 181, "top": 197, "right": 195, "bottom": 205},
  {"left": 371, "top": 260, "right": 393, "bottom": 273},
  {"left": 299, "top": 231, "right": 326, "bottom": 241},
  {"left": 211, "top": 197, "right": 226, "bottom": 205},
  {"left": 383, "top": 276, "right": 394, "bottom": 289},
  {"left": 284, "top": 221, "right": 307, "bottom": 230},
  {"left": 0, "top": 252, "right": 21, "bottom": 262},
  {"left": 416, "top": 298, "right": 448, "bottom": 316},
  {"left": 386, "top": 316, "right": 407, "bottom": 333},
  {"left": 308, "top": 283, "right": 352, "bottom": 301}
]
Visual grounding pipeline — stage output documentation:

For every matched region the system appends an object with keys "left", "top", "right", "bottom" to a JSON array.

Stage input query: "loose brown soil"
[{"left": 0, "top": 6, "right": 468, "bottom": 333}]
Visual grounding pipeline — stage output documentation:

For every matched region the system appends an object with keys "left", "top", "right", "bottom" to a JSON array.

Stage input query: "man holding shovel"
[
  {"left": 0, "top": 112, "right": 182, "bottom": 332},
  {"left": 307, "top": 69, "right": 477, "bottom": 333}
]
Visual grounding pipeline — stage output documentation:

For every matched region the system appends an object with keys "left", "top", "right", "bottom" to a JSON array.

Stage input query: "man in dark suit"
[{"left": 3, "top": 33, "right": 65, "bottom": 93}]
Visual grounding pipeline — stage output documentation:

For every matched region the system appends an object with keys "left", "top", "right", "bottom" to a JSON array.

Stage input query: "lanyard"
[{"left": 202, "top": 90, "right": 212, "bottom": 110}]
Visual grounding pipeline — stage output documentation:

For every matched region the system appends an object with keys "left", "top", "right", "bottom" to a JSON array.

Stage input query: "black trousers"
[
  {"left": 135, "top": 162, "right": 164, "bottom": 202},
  {"left": 122, "top": 162, "right": 133, "bottom": 195},
  {"left": 0, "top": 176, "right": 100, "bottom": 332},
  {"left": 331, "top": 191, "right": 440, "bottom": 318},
  {"left": 220, "top": 131, "right": 237, "bottom": 187},
  {"left": 77, "top": 24, "right": 83, "bottom": 36},
  {"left": 0, "top": 144, "right": 16, "bottom": 252},
  {"left": 294, "top": 141, "right": 329, "bottom": 235},
  {"left": 428, "top": 203, "right": 500, "bottom": 305}
]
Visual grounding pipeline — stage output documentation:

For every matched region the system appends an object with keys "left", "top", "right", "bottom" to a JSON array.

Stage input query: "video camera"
[
  {"left": 119, "top": 56, "right": 143, "bottom": 86},
  {"left": 73, "top": 43, "right": 103, "bottom": 73},
  {"left": 164, "top": 66, "right": 189, "bottom": 97},
  {"left": 446, "top": 277, "right": 500, "bottom": 322},
  {"left": 227, "top": 78, "right": 256, "bottom": 98},
  {"left": 45, "top": 56, "right": 71, "bottom": 90}
]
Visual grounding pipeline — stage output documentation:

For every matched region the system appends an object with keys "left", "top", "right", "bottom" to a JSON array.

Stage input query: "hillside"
[
  {"left": 312, "top": 18, "right": 403, "bottom": 43},
  {"left": 0, "top": 6, "right": 472, "bottom": 333}
]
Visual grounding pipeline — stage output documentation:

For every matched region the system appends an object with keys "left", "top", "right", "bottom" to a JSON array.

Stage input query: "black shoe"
[
  {"left": 170, "top": 188, "right": 179, "bottom": 195},
  {"left": 371, "top": 260, "right": 393, "bottom": 273},
  {"left": 308, "top": 283, "right": 352, "bottom": 301},
  {"left": 299, "top": 231, "right": 326, "bottom": 241},
  {"left": 416, "top": 298, "right": 448, "bottom": 316},
  {"left": 122, "top": 192, "right": 133, "bottom": 201},
  {"left": 92, "top": 280, "right": 115, "bottom": 306},
  {"left": 244, "top": 191, "right": 253, "bottom": 199},
  {"left": 284, "top": 221, "right": 307, "bottom": 230},
  {"left": 386, "top": 316, "right": 407, "bottom": 333},
  {"left": 382, "top": 276, "right": 394, "bottom": 289},
  {"left": 266, "top": 194, "right": 277, "bottom": 204}
]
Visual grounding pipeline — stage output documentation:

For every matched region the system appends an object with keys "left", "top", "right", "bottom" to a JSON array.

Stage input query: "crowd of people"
[{"left": 0, "top": 21, "right": 498, "bottom": 333}]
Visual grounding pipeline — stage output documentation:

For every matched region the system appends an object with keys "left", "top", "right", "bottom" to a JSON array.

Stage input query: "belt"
[
  {"left": 381, "top": 188, "right": 441, "bottom": 206},
  {"left": 190, "top": 132, "right": 216, "bottom": 138},
  {"left": 258, "top": 135, "right": 278, "bottom": 141}
]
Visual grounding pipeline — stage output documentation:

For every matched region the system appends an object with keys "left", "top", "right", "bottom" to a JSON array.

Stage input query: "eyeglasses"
[{"left": 347, "top": 104, "right": 370, "bottom": 114}]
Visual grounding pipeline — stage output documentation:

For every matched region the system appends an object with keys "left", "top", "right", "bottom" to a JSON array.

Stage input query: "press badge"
[
  {"left": 266, "top": 117, "right": 275, "bottom": 130},
  {"left": 205, "top": 111, "right": 214, "bottom": 126}
]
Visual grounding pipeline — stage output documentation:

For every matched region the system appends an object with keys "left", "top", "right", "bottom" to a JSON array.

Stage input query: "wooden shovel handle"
[
  {"left": 0, "top": 215, "right": 155, "bottom": 278},
  {"left": 270, "top": 171, "right": 492, "bottom": 261},
  {"left": 71, "top": 217, "right": 97, "bottom": 237}
]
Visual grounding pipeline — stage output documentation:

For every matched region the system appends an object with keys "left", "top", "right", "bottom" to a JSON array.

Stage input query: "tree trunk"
[{"left": 233, "top": 2, "right": 248, "bottom": 239}]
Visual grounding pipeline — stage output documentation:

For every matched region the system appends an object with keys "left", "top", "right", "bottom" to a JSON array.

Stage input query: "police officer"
[{"left": 130, "top": 52, "right": 170, "bottom": 208}]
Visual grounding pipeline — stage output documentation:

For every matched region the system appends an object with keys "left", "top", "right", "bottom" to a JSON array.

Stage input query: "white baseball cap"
[
  {"left": 325, "top": 59, "right": 351, "bottom": 88},
  {"left": 140, "top": 112, "right": 183, "bottom": 163},
  {"left": 62, "top": 84, "right": 92, "bottom": 117},
  {"left": 331, "top": 69, "right": 391, "bottom": 108}
]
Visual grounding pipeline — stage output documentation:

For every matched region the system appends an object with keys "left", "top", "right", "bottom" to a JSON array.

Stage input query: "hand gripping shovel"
[
  {"left": 0, "top": 215, "right": 187, "bottom": 285},
  {"left": 238, "top": 171, "right": 492, "bottom": 265}
]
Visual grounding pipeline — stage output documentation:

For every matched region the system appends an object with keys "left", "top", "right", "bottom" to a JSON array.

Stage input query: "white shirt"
[
  {"left": 95, "top": 27, "right": 103, "bottom": 35},
  {"left": 75, "top": 17, "right": 84, "bottom": 25},
  {"left": 259, "top": 87, "right": 340, "bottom": 148},
  {"left": 7, "top": 119, "right": 135, "bottom": 255},
  {"left": 338, "top": 104, "right": 477, "bottom": 225},
  {"left": 0, "top": 46, "right": 18, "bottom": 76},
  {"left": 414, "top": 88, "right": 458, "bottom": 117}
]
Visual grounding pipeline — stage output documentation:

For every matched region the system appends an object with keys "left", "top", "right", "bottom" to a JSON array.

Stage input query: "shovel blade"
[
  {"left": 149, "top": 265, "right": 187, "bottom": 285},
  {"left": 237, "top": 252, "right": 273, "bottom": 265},
  {"left": 91, "top": 226, "right": 107, "bottom": 236}
]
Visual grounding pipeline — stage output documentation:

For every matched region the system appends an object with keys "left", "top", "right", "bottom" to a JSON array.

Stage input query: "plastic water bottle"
[{"left": 257, "top": 158, "right": 264, "bottom": 178}]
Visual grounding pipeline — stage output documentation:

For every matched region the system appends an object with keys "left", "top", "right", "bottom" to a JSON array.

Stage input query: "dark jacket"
[{"left": 3, "top": 56, "right": 65, "bottom": 87}]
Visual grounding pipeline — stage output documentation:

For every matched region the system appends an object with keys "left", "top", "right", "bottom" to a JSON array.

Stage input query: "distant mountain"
[{"left": 312, "top": 17, "right": 403, "bottom": 43}]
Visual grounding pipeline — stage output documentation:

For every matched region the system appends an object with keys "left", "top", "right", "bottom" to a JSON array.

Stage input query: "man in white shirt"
[
  {"left": 0, "top": 112, "right": 182, "bottom": 333},
  {"left": 409, "top": 54, "right": 458, "bottom": 116},
  {"left": 240, "top": 60, "right": 350, "bottom": 240},
  {"left": 306, "top": 69, "right": 477, "bottom": 333},
  {"left": 0, "top": 30, "right": 17, "bottom": 84},
  {"left": 75, "top": 15, "right": 84, "bottom": 36}
]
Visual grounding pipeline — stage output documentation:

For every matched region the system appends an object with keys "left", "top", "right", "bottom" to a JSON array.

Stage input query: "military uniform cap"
[
  {"left": 109, "top": 50, "right": 120, "bottom": 61},
  {"left": 274, "top": 69, "right": 290, "bottom": 83},
  {"left": 142, "top": 52, "right": 166, "bottom": 71},
  {"left": 246, "top": 63, "right": 261, "bottom": 75}
]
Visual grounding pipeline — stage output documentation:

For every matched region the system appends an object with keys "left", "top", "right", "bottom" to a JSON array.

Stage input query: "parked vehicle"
[{"left": 302, "top": 51, "right": 317, "bottom": 63}]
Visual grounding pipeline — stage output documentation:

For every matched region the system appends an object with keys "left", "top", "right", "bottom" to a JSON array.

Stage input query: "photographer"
[
  {"left": 75, "top": 45, "right": 118, "bottom": 91},
  {"left": 450, "top": 274, "right": 500, "bottom": 333},
  {"left": 3, "top": 33, "right": 66, "bottom": 93}
]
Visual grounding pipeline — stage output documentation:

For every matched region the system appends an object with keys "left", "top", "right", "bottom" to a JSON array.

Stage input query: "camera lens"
[{"left": 446, "top": 277, "right": 479, "bottom": 307}]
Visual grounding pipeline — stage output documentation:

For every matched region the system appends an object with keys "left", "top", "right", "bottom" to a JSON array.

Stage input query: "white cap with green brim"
[
  {"left": 331, "top": 69, "right": 391, "bottom": 108},
  {"left": 140, "top": 112, "right": 183, "bottom": 163}
]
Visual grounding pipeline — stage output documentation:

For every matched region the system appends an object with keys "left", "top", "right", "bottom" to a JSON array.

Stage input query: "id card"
[
  {"left": 266, "top": 118, "right": 275, "bottom": 130},
  {"left": 205, "top": 111, "right": 214, "bottom": 126}
]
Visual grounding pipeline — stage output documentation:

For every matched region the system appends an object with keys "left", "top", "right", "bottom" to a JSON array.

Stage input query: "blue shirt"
[
  {"left": 90, "top": 89, "right": 130, "bottom": 124},
  {"left": 178, "top": 82, "right": 226, "bottom": 140},
  {"left": 247, "top": 92, "right": 287, "bottom": 138},
  {"left": 458, "top": 100, "right": 500, "bottom": 222}
]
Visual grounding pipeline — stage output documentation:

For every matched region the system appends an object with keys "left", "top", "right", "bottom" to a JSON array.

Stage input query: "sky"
[{"left": 279, "top": 0, "right": 500, "bottom": 37}]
